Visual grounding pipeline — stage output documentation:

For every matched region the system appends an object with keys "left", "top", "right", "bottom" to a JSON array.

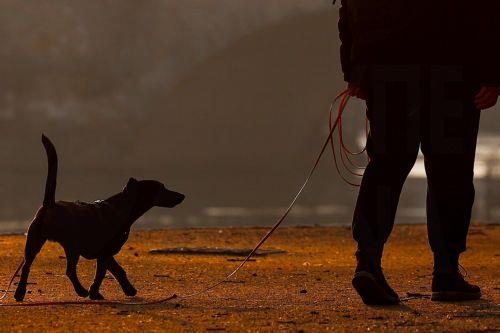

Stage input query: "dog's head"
[{"left": 124, "top": 178, "right": 185, "bottom": 208}]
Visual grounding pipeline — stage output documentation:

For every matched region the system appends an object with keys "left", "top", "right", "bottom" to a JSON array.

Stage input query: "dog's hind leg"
[
  {"left": 64, "top": 249, "right": 89, "bottom": 297},
  {"left": 108, "top": 257, "right": 137, "bottom": 297},
  {"left": 14, "top": 220, "right": 46, "bottom": 301},
  {"left": 89, "top": 257, "right": 108, "bottom": 300}
]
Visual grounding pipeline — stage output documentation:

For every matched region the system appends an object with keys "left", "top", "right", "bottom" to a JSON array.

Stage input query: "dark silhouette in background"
[
  {"left": 338, "top": 0, "right": 499, "bottom": 305},
  {"left": 14, "top": 135, "right": 185, "bottom": 301}
]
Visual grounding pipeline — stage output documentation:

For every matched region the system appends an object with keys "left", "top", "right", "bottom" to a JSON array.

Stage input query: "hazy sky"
[{"left": 0, "top": 0, "right": 330, "bottom": 120}]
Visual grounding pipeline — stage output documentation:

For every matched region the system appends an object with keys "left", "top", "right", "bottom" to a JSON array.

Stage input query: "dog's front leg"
[
  {"left": 64, "top": 249, "right": 89, "bottom": 297},
  {"left": 108, "top": 257, "right": 137, "bottom": 297},
  {"left": 89, "top": 258, "right": 108, "bottom": 300}
]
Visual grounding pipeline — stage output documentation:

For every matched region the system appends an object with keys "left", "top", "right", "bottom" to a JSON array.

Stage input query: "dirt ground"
[{"left": 0, "top": 224, "right": 498, "bottom": 332}]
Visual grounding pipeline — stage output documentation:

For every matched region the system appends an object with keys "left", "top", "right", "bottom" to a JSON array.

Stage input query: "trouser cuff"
[
  {"left": 356, "top": 245, "right": 383, "bottom": 261},
  {"left": 433, "top": 252, "right": 459, "bottom": 274}
]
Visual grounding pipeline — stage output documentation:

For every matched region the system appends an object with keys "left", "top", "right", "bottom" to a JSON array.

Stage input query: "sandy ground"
[{"left": 0, "top": 225, "right": 498, "bottom": 332}]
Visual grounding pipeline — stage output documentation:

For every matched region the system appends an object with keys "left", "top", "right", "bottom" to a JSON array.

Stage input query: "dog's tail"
[{"left": 41, "top": 134, "right": 58, "bottom": 206}]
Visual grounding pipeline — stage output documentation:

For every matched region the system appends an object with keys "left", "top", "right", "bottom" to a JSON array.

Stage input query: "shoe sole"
[
  {"left": 431, "top": 291, "right": 481, "bottom": 302},
  {"left": 352, "top": 271, "right": 399, "bottom": 305}
]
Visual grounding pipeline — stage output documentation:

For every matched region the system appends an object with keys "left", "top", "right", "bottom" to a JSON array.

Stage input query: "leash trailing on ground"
[
  {"left": 0, "top": 259, "right": 24, "bottom": 301},
  {"left": 0, "top": 89, "right": 367, "bottom": 307}
]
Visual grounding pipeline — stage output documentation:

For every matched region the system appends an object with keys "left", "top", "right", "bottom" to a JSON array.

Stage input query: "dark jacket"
[{"left": 338, "top": 0, "right": 499, "bottom": 86}]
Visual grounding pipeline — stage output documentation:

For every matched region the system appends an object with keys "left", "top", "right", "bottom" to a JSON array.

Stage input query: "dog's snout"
[
  {"left": 154, "top": 186, "right": 185, "bottom": 208},
  {"left": 176, "top": 193, "right": 185, "bottom": 204}
]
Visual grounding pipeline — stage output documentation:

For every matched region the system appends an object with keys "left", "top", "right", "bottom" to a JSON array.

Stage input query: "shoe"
[
  {"left": 352, "top": 251, "right": 400, "bottom": 305},
  {"left": 431, "top": 269, "right": 481, "bottom": 301}
]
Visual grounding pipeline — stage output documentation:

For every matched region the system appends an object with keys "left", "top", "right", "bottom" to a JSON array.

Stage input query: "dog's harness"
[
  {"left": 41, "top": 199, "right": 131, "bottom": 261},
  {"left": 0, "top": 89, "right": 368, "bottom": 307},
  {"left": 82, "top": 200, "right": 131, "bottom": 259}
]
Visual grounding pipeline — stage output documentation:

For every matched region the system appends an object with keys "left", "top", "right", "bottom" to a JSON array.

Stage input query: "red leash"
[{"left": 0, "top": 89, "right": 367, "bottom": 307}]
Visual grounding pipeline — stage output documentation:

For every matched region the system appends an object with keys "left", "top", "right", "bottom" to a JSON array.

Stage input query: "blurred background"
[{"left": 1, "top": 1, "right": 499, "bottom": 233}]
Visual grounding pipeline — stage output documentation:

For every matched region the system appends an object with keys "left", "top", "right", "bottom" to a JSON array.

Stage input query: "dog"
[{"left": 13, "top": 135, "right": 185, "bottom": 301}]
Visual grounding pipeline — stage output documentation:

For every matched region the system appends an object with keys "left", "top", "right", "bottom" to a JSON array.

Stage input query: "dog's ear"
[{"left": 123, "top": 177, "right": 139, "bottom": 193}]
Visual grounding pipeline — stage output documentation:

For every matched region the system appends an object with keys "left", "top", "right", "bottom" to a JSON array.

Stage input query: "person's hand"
[
  {"left": 347, "top": 83, "right": 365, "bottom": 100},
  {"left": 475, "top": 86, "right": 499, "bottom": 110}
]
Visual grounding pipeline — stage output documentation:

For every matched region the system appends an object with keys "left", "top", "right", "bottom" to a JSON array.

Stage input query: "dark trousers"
[{"left": 352, "top": 65, "right": 481, "bottom": 273}]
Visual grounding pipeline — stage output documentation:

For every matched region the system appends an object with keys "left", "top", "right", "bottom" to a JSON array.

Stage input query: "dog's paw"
[
  {"left": 89, "top": 291, "right": 105, "bottom": 300},
  {"left": 124, "top": 286, "right": 137, "bottom": 297},
  {"left": 14, "top": 286, "right": 26, "bottom": 302},
  {"left": 76, "top": 287, "right": 89, "bottom": 298}
]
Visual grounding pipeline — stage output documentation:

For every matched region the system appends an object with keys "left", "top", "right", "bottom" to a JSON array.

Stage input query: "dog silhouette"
[{"left": 14, "top": 135, "right": 185, "bottom": 301}]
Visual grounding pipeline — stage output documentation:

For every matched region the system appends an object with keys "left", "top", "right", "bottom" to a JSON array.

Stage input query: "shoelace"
[{"left": 458, "top": 264, "right": 469, "bottom": 278}]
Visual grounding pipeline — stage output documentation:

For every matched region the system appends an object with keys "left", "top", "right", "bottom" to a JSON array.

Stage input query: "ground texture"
[{"left": 0, "top": 225, "right": 498, "bottom": 332}]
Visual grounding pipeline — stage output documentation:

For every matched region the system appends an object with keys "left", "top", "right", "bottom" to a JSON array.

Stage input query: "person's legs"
[
  {"left": 352, "top": 66, "right": 421, "bottom": 305},
  {"left": 420, "top": 66, "right": 481, "bottom": 300},
  {"left": 353, "top": 66, "right": 421, "bottom": 255}
]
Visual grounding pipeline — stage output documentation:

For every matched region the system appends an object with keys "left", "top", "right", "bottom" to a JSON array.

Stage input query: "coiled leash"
[{"left": 0, "top": 89, "right": 368, "bottom": 307}]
